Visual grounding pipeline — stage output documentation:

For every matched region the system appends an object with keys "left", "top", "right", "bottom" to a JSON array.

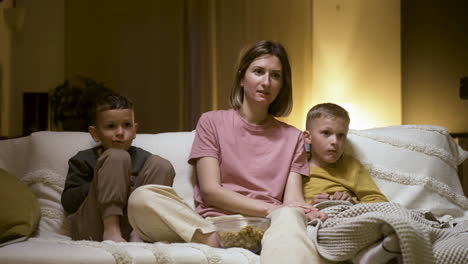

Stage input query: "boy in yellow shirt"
[{"left": 303, "top": 103, "right": 388, "bottom": 205}]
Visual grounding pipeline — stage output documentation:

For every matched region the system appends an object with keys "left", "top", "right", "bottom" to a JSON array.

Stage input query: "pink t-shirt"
[{"left": 188, "top": 109, "right": 309, "bottom": 217}]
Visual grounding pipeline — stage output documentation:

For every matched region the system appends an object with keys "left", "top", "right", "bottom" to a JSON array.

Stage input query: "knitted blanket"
[{"left": 307, "top": 201, "right": 468, "bottom": 264}]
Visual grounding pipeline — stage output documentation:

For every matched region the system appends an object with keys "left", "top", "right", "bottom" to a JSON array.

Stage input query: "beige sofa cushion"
[{"left": 0, "top": 168, "right": 40, "bottom": 246}]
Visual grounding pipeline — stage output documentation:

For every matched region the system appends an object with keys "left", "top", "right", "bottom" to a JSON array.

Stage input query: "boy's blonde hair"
[{"left": 306, "top": 103, "right": 350, "bottom": 129}]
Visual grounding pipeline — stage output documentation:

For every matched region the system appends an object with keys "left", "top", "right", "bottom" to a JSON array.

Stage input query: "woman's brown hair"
[{"left": 229, "top": 40, "right": 293, "bottom": 117}]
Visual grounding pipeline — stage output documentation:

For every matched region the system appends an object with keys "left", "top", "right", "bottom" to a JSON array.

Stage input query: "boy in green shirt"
[{"left": 302, "top": 103, "right": 388, "bottom": 205}]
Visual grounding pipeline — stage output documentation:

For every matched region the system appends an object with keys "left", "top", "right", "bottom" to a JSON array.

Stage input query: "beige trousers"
[
  {"left": 128, "top": 184, "right": 217, "bottom": 243},
  {"left": 128, "top": 185, "right": 330, "bottom": 264},
  {"left": 69, "top": 148, "right": 175, "bottom": 241},
  {"left": 260, "top": 206, "right": 332, "bottom": 264}
]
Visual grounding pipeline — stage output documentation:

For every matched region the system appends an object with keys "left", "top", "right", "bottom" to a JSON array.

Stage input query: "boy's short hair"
[
  {"left": 91, "top": 93, "right": 134, "bottom": 124},
  {"left": 306, "top": 103, "right": 350, "bottom": 129}
]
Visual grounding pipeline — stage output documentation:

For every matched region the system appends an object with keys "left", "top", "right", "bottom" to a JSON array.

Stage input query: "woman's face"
[{"left": 241, "top": 55, "right": 283, "bottom": 107}]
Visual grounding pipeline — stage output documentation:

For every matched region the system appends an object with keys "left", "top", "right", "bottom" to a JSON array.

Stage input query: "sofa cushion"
[
  {"left": 0, "top": 168, "right": 41, "bottom": 246},
  {"left": 132, "top": 132, "right": 196, "bottom": 207},
  {"left": 346, "top": 125, "right": 468, "bottom": 221},
  {"left": 25, "top": 132, "right": 95, "bottom": 238},
  {"left": 22, "top": 169, "right": 71, "bottom": 239}
]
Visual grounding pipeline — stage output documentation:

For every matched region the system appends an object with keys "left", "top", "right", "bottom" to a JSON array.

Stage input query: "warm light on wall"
[
  {"left": 303, "top": 0, "right": 402, "bottom": 131},
  {"left": 336, "top": 103, "right": 376, "bottom": 130},
  {"left": 285, "top": 99, "right": 379, "bottom": 131}
]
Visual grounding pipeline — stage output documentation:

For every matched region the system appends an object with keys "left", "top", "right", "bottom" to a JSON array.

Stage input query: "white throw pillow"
[
  {"left": 345, "top": 125, "right": 468, "bottom": 221},
  {"left": 26, "top": 131, "right": 95, "bottom": 238}
]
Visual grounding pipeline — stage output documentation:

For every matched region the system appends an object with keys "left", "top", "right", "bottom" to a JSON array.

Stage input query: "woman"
[{"left": 128, "top": 40, "right": 327, "bottom": 263}]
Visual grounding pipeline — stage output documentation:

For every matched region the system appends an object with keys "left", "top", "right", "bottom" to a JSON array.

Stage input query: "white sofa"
[{"left": 0, "top": 125, "right": 467, "bottom": 264}]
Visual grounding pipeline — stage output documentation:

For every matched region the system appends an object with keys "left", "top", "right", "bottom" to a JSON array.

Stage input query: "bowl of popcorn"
[{"left": 214, "top": 217, "right": 270, "bottom": 254}]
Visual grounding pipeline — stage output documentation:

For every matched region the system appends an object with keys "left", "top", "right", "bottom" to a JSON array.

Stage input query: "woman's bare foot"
[
  {"left": 192, "top": 231, "right": 220, "bottom": 248},
  {"left": 129, "top": 230, "right": 144, "bottom": 242}
]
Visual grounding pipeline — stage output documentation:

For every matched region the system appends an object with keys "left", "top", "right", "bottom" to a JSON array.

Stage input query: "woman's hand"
[
  {"left": 265, "top": 203, "right": 284, "bottom": 216},
  {"left": 282, "top": 200, "right": 327, "bottom": 221},
  {"left": 280, "top": 172, "right": 327, "bottom": 221},
  {"left": 267, "top": 200, "right": 315, "bottom": 215},
  {"left": 283, "top": 200, "right": 314, "bottom": 212}
]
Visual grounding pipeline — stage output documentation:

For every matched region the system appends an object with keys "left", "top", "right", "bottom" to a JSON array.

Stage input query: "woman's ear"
[{"left": 88, "top": 126, "right": 101, "bottom": 143}]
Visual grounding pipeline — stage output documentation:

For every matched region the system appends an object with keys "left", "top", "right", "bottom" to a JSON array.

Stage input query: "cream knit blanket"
[{"left": 307, "top": 201, "right": 468, "bottom": 264}]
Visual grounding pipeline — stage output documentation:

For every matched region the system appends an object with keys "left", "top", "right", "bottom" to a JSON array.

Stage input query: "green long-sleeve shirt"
[{"left": 61, "top": 145, "right": 151, "bottom": 215}]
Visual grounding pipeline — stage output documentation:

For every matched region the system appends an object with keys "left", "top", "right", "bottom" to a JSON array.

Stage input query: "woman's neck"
[{"left": 239, "top": 103, "right": 270, "bottom": 125}]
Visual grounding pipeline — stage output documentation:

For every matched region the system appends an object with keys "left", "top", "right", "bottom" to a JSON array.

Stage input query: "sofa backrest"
[
  {"left": 1, "top": 125, "right": 467, "bottom": 239},
  {"left": 17, "top": 131, "right": 196, "bottom": 238},
  {"left": 24, "top": 131, "right": 197, "bottom": 206}
]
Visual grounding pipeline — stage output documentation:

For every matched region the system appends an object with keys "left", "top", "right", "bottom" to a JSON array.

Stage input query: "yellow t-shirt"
[{"left": 303, "top": 153, "right": 388, "bottom": 204}]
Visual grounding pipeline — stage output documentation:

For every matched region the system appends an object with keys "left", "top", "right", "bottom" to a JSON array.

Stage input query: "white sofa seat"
[{"left": 0, "top": 238, "right": 258, "bottom": 264}]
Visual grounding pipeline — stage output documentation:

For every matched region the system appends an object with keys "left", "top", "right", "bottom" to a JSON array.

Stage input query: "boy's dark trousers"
[{"left": 69, "top": 148, "right": 175, "bottom": 241}]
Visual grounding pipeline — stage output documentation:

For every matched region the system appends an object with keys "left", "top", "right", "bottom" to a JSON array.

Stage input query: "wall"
[
  {"left": 1, "top": 0, "right": 65, "bottom": 137},
  {"left": 13, "top": 0, "right": 65, "bottom": 136},
  {"left": 4, "top": 0, "right": 314, "bottom": 134},
  {"left": 0, "top": 0, "right": 14, "bottom": 136},
  {"left": 312, "top": 0, "right": 401, "bottom": 129},
  {"left": 67, "top": 0, "right": 314, "bottom": 131},
  {"left": 66, "top": 0, "right": 187, "bottom": 133},
  {"left": 188, "top": 0, "right": 313, "bottom": 129},
  {"left": 187, "top": 0, "right": 401, "bottom": 130},
  {"left": 1, "top": 0, "right": 403, "bottom": 136},
  {"left": 402, "top": 0, "right": 468, "bottom": 133}
]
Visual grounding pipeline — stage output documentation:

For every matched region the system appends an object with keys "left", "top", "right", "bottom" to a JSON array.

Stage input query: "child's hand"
[
  {"left": 305, "top": 208, "right": 328, "bottom": 222},
  {"left": 311, "top": 192, "right": 331, "bottom": 205},
  {"left": 311, "top": 191, "right": 356, "bottom": 205},
  {"left": 330, "top": 191, "right": 355, "bottom": 204}
]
